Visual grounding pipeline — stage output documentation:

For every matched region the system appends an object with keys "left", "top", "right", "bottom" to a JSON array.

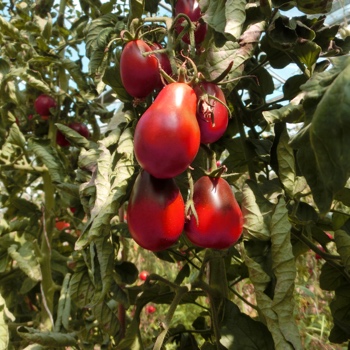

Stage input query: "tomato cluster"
[{"left": 122, "top": 0, "right": 242, "bottom": 252}]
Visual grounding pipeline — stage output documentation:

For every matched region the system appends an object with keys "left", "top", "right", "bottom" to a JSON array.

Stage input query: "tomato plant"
[
  {"left": 1, "top": 1, "right": 350, "bottom": 349},
  {"left": 127, "top": 170, "right": 185, "bottom": 251},
  {"left": 185, "top": 175, "right": 243, "bottom": 249},
  {"left": 120, "top": 39, "right": 159, "bottom": 98},
  {"left": 34, "top": 94, "right": 57, "bottom": 118},
  {"left": 194, "top": 81, "right": 229, "bottom": 144},
  {"left": 134, "top": 82, "right": 200, "bottom": 178}
]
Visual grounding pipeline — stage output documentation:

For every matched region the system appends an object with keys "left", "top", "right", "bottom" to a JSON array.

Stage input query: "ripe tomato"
[
  {"left": 134, "top": 83, "right": 200, "bottom": 179},
  {"left": 34, "top": 94, "right": 56, "bottom": 117},
  {"left": 175, "top": 0, "right": 208, "bottom": 44},
  {"left": 55, "top": 220, "right": 70, "bottom": 231},
  {"left": 184, "top": 176, "right": 243, "bottom": 249},
  {"left": 146, "top": 305, "right": 156, "bottom": 314},
  {"left": 150, "top": 42, "right": 172, "bottom": 89},
  {"left": 194, "top": 82, "right": 229, "bottom": 144},
  {"left": 56, "top": 122, "right": 90, "bottom": 147},
  {"left": 139, "top": 270, "right": 149, "bottom": 281},
  {"left": 120, "top": 39, "right": 159, "bottom": 98},
  {"left": 127, "top": 170, "right": 185, "bottom": 251}
]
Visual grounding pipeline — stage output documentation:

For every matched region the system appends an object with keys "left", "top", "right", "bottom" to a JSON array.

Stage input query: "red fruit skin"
[
  {"left": 175, "top": 0, "right": 208, "bottom": 44},
  {"left": 139, "top": 270, "right": 149, "bottom": 281},
  {"left": 150, "top": 43, "right": 172, "bottom": 89},
  {"left": 146, "top": 305, "right": 156, "bottom": 314},
  {"left": 55, "top": 221, "right": 70, "bottom": 231},
  {"left": 56, "top": 122, "right": 90, "bottom": 147},
  {"left": 134, "top": 83, "right": 200, "bottom": 179},
  {"left": 127, "top": 170, "right": 185, "bottom": 252},
  {"left": 34, "top": 94, "right": 57, "bottom": 116},
  {"left": 185, "top": 176, "right": 243, "bottom": 249},
  {"left": 194, "top": 82, "right": 229, "bottom": 144},
  {"left": 120, "top": 40, "right": 159, "bottom": 98}
]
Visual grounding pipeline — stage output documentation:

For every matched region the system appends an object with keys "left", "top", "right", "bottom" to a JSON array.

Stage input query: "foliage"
[{"left": 0, "top": 0, "right": 350, "bottom": 349}]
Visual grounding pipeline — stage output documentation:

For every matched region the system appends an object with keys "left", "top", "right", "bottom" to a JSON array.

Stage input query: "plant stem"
[
  {"left": 153, "top": 286, "right": 188, "bottom": 350},
  {"left": 40, "top": 170, "right": 56, "bottom": 330}
]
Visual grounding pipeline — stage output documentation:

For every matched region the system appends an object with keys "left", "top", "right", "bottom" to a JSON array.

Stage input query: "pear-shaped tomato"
[
  {"left": 134, "top": 83, "right": 200, "bottom": 179},
  {"left": 120, "top": 39, "right": 159, "bottom": 98},
  {"left": 127, "top": 170, "right": 185, "bottom": 251},
  {"left": 184, "top": 176, "right": 243, "bottom": 249},
  {"left": 175, "top": 0, "right": 207, "bottom": 44},
  {"left": 194, "top": 82, "right": 229, "bottom": 144}
]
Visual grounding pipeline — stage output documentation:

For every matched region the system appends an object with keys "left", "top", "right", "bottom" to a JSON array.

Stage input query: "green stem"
[
  {"left": 40, "top": 170, "right": 56, "bottom": 330},
  {"left": 153, "top": 286, "right": 188, "bottom": 350}
]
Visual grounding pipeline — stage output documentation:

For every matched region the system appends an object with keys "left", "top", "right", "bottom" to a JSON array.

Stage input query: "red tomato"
[
  {"left": 56, "top": 122, "right": 90, "bottom": 147},
  {"left": 55, "top": 221, "right": 70, "bottom": 231},
  {"left": 175, "top": 0, "right": 208, "bottom": 44},
  {"left": 139, "top": 270, "right": 149, "bottom": 281},
  {"left": 194, "top": 82, "right": 229, "bottom": 144},
  {"left": 120, "top": 39, "right": 159, "bottom": 98},
  {"left": 134, "top": 83, "right": 200, "bottom": 179},
  {"left": 127, "top": 170, "right": 185, "bottom": 251},
  {"left": 185, "top": 176, "right": 243, "bottom": 249},
  {"left": 150, "top": 42, "right": 172, "bottom": 89},
  {"left": 146, "top": 305, "right": 156, "bottom": 314},
  {"left": 34, "top": 94, "right": 56, "bottom": 117}
]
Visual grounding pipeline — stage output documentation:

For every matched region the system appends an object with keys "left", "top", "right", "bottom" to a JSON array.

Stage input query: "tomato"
[
  {"left": 150, "top": 42, "right": 172, "bottom": 89},
  {"left": 56, "top": 122, "right": 90, "bottom": 147},
  {"left": 55, "top": 220, "right": 70, "bottom": 231},
  {"left": 127, "top": 170, "right": 185, "bottom": 251},
  {"left": 175, "top": 0, "right": 208, "bottom": 44},
  {"left": 139, "top": 270, "right": 149, "bottom": 281},
  {"left": 145, "top": 305, "right": 156, "bottom": 314},
  {"left": 34, "top": 94, "right": 56, "bottom": 117},
  {"left": 120, "top": 39, "right": 159, "bottom": 98},
  {"left": 184, "top": 176, "right": 243, "bottom": 249},
  {"left": 194, "top": 82, "right": 229, "bottom": 144},
  {"left": 134, "top": 83, "right": 200, "bottom": 179}
]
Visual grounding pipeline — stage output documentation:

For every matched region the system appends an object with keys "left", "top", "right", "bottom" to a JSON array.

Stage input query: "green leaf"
[
  {"left": 219, "top": 299, "right": 274, "bottom": 349},
  {"left": 241, "top": 180, "right": 274, "bottom": 241},
  {"left": 0, "top": 58, "right": 10, "bottom": 83},
  {"left": 8, "top": 243, "right": 42, "bottom": 282},
  {"left": 54, "top": 273, "right": 71, "bottom": 332},
  {"left": 244, "top": 197, "right": 302, "bottom": 350},
  {"left": 114, "top": 261, "right": 139, "bottom": 285},
  {"left": 95, "top": 233, "right": 114, "bottom": 299},
  {"left": 7, "top": 123, "right": 26, "bottom": 149},
  {"left": 309, "top": 63, "right": 350, "bottom": 213},
  {"left": 17, "top": 327, "right": 77, "bottom": 346},
  {"left": 128, "top": 0, "right": 144, "bottom": 27},
  {"left": 292, "top": 40, "right": 321, "bottom": 73},
  {"left": 320, "top": 262, "right": 347, "bottom": 291},
  {"left": 263, "top": 104, "right": 304, "bottom": 124},
  {"left": 103, "top": 60, "right": 133, "bottom": 103},
  {"left": 296, "top": 0, "right": 333, "bottom": 14},
  {"left": 92, "top": 299, "right": 120, "bottom": 337},
  {"left": 200, "top": 0, "right": 246, "bottom": 40},
  {"left": 0, "top": 293, "right": 14, "bottom": 350},
  {"left": 70, "top": 269, "right": 95, "bottom": 308},
  {"left": 56, "top": 123, "right": 96, "bottom": 149},
  {"left": 277, "top": 128, "right": 296, "bottom": 197},
  {"left": 334, "top": 230, "right": 350, "bottom": 275},
  {"left": 28, "top": 138, "right": 66, "bottom": 184}
]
